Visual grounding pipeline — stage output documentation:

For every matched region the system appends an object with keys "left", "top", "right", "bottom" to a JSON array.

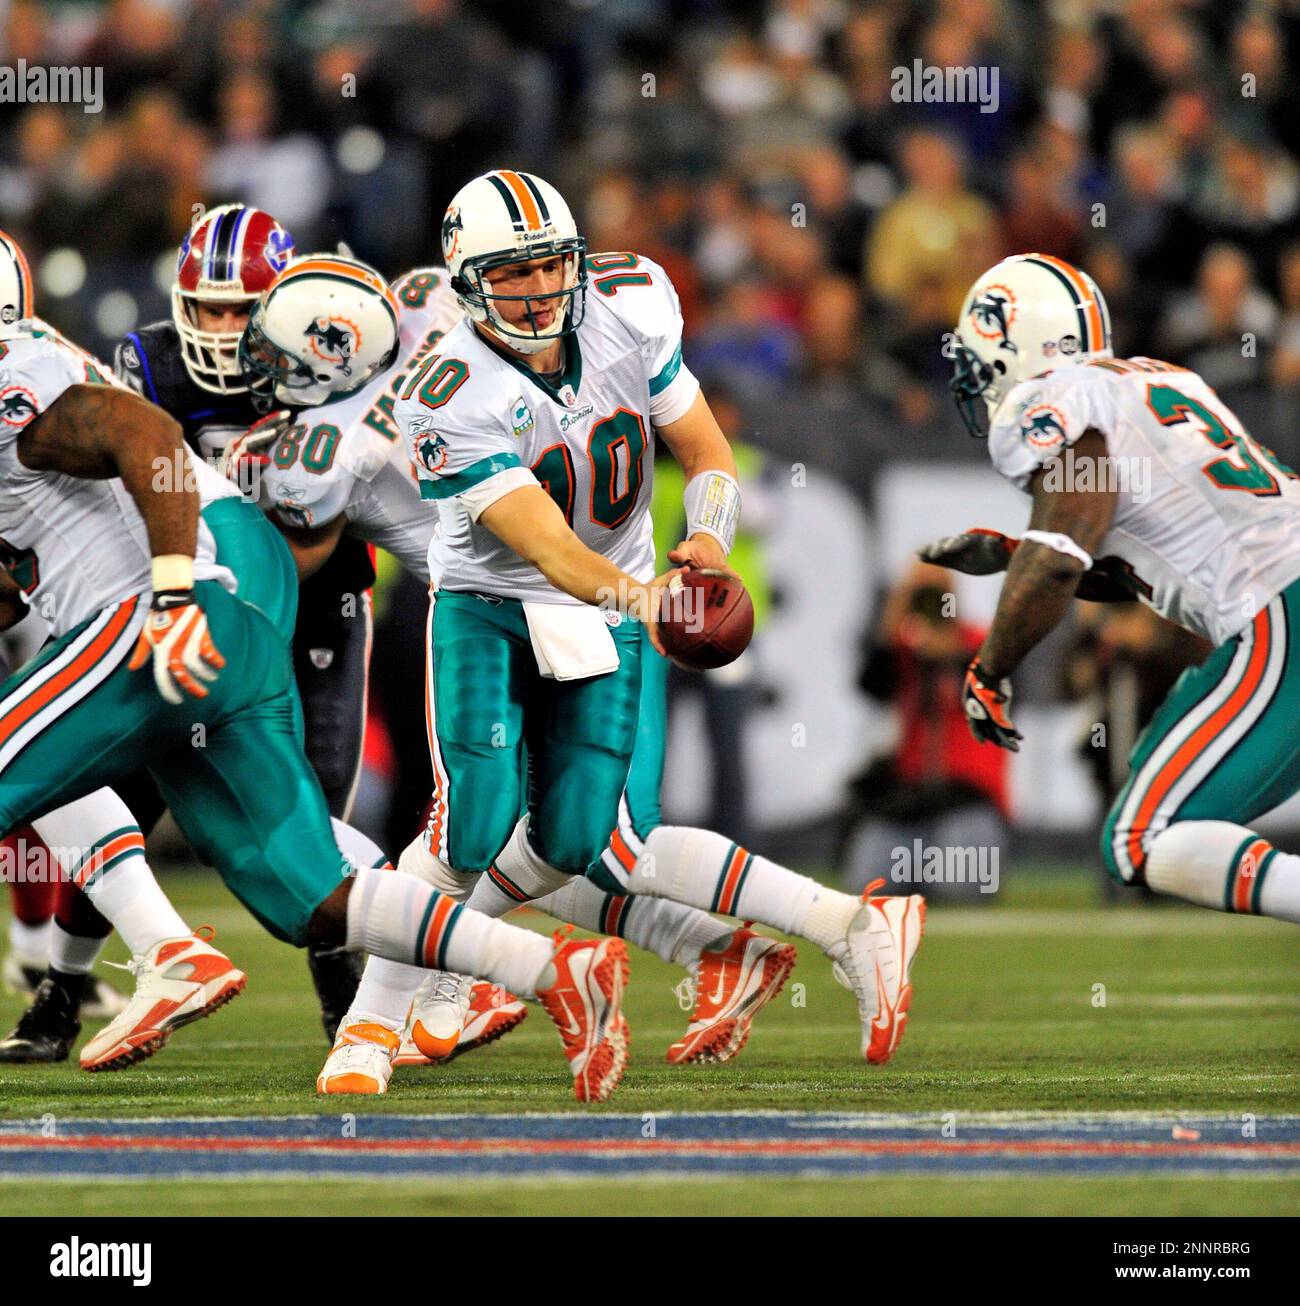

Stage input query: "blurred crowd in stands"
[{"left": 3, "top": 0, "right": 1300, "bottom": 479}]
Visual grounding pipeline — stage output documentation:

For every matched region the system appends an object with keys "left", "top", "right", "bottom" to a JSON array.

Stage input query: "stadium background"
[{"left": 4, "top": 0, "right": 1300, "bottom": 881}]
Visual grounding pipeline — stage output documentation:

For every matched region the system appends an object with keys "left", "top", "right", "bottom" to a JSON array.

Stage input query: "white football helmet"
[
  {"left": 0, "top": 228, "right": 34, "bottom": 337},
  {"left": 951, "top": 253, "right": 1112, "bottom": 437},
  {"left": 441, "top": 169, "right": 587, "bottom": 355},
  {"left": 239, "top": 253, "right": 400, "bottom": 412}
]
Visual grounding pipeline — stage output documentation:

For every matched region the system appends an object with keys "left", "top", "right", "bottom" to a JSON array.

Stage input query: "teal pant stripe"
[
  {"left": 413, "top": 893, "right": 438, "bottom": 968},
  {"left": 436, "top": 902, "right": 464, "bottom": 971},
  {"left": 1223, "top": 834, "right": 1261, "bottom": 913}
]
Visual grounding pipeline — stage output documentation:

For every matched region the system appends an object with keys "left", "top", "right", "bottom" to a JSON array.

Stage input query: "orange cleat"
[
  {"left": 667, "top": 928, "right": 796, "bottom": 1064},
  {"left": 449, "top": 981, "right": 527, "bottom": 1060},
  {"left": 79, "top": 928, "right": 245, "bottom": 1072},
  {"left": 536, "top": 934, "right": 629, "bottom": 1103}
]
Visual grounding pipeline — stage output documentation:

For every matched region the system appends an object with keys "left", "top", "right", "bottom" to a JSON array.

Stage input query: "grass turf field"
[{"left": 0, "top": 862, "right": 1296, "bottom": 1216}]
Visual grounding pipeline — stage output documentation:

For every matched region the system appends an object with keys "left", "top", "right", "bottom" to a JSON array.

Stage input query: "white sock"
[
  {"left": 345, "top": 865, "right": 554, "bottom": 999},
  {"left": 49, "top": 921, "right": 105, "bottom": 976},
  {"left": 465, "top": 819, "right": 573, "bottom": 919},
  {"left": 625, "top": 825, "right": 857, "bottom": 950},
  {"left": 346, "top": 955, "right": 426, "bottom": 1033},
  {"left": 533, "top": 875, "right": 732, "bottom": 967},
  {"left": 1146, "top": 821, "right": 1300, "bottom": 922},
  {"left": 7, "top": 915, "right": 50, "bottom": 966},
  {"left": 331, "top": 817, "right": 392, "bottom": 873},
  {"left": 339, "top": 827, "right": 477, "bottom": 1035},
  {"left": 33, "top": 791, "right": 190, "bottom": 955},
  {"left": 397, "top": 830, "right": 480, "bottom": 898}
]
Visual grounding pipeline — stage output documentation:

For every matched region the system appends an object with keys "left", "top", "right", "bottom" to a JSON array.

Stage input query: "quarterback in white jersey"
[
  {"left": 365, "top": 169, "right": 924, "bottom": 1084},
  {"left": 242, "top": 260, "right": 813, "bottom": 1088},
  {"left": 939, "top": 252, "right": 1300, "bottom": 927}
]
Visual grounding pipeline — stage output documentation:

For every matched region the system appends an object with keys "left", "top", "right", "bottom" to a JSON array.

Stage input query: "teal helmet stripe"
[
  {"left": 486, "top": 173, "right": 524, "bottom": 229},
  {"left": 1022, "top": 255, "right": 1093, "bottom": 351}
]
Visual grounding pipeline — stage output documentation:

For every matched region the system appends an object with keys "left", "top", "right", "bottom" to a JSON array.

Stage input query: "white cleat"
[
  {"left": 393, "top": 971, "right": 471, "bottom": 1066},
  {"left": 79, "top": 928, "right": 246, "bottom": 1072},
  {"left": 828, "top": 879, "right": 926, "bottom": 1065},
  {"left": 316, "top": 1022, "right": 400, "bottom": 1095}
]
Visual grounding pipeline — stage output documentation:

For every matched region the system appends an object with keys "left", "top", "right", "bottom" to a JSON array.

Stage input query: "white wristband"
[
  {"left": 684, "top": 470, "right": 741, "bottom": 555},
  {"left": 152, "top": 554, "right": 195, "bottom": 592},
  {"left": 1021, "top": 530, "right": 1093, "bottom": 570}
]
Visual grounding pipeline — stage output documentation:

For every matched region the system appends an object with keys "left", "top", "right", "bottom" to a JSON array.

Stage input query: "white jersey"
[
  {"left": 0, "top": 321, "right": 233, "bottom": 638},
  {"left": 989, "top": 357, "right": 1300, "bottom": 646},
  {"left": 255, "top": 268, "right": 460, "bottom": 580},
  {"left": 393, "top": 253, "right": 699, "bottom": 604}
]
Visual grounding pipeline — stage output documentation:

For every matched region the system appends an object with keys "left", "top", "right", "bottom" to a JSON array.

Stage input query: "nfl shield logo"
[{"left": 309, "top": 648, "right": 334, "bottom": 670}]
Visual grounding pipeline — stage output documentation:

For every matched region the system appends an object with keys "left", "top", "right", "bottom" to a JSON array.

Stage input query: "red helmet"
[{"left": 172, "top": 203, "right": 295, "bottom": 393}]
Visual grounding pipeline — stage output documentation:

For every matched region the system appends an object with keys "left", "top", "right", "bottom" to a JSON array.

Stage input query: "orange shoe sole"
[
  {"left": 573, "top": 943, "right": 630, "bottom": 1104},
  {"left": 668, "top": 942, "right": 797, "bottom": 1066}
]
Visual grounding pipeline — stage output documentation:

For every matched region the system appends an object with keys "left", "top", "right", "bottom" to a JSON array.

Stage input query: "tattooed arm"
[
  {"left": 17, "top": 382, "right": 198, "bottom": 562},
  {"left": 977, "top": 428, "right": 1118, "bottom": 678}
]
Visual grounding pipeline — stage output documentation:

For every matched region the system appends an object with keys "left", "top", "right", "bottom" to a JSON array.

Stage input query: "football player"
[
  {"left": 230, "top": 262, "right": 800, "bottom": 1092},
  {"left": 8, "top": 205, "right": 371, "bottom": 1053},
  {"left": 935, "top": 252, "right": 1300, "bottom": 925},
  {"left": 317, "top": 170, "right": 924, "bottom": 1088},
  {"left": 0, "top": 232, "right": 631, "bottom": 1099}
]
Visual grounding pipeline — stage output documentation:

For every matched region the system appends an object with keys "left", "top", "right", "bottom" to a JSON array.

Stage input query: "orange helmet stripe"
[
  {"left": 1030, "top": 253, "right": 1104, "bottom": 352},
  {"left": 496, "top": 170, "right": 543, "bottom": 231},
  {"left": 0, "top": 228, "right": 34, "bottom": 319},
  {"left": 274, "top": 257, "right": 399, "bottom": 316}
]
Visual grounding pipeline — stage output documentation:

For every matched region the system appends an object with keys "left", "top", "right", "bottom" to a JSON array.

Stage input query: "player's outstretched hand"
[
  {"left": 962, "top": 657, "right": 1022, "bottom": 751},
  {"left": 219, "top": 409, "right": 293, "bottom": 493},
  {"left": 918, "top": 528, "right": 1017, "bottom": 575},
  {"left": 129, "top": 592, "right": 227, "bottom": 705}
]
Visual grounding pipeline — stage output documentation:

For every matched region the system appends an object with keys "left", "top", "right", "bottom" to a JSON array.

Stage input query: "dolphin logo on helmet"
[
  {"left": 950, "top": 254, "right": 1112, "bottom": 438},
  {"left": 238, "top": 254, "right": 399, "bottom": 413}
]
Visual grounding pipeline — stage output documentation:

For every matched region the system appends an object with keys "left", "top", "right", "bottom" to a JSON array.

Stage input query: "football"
[{"left": 656, "top": 568, "right": 754, "bottom": 670}]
